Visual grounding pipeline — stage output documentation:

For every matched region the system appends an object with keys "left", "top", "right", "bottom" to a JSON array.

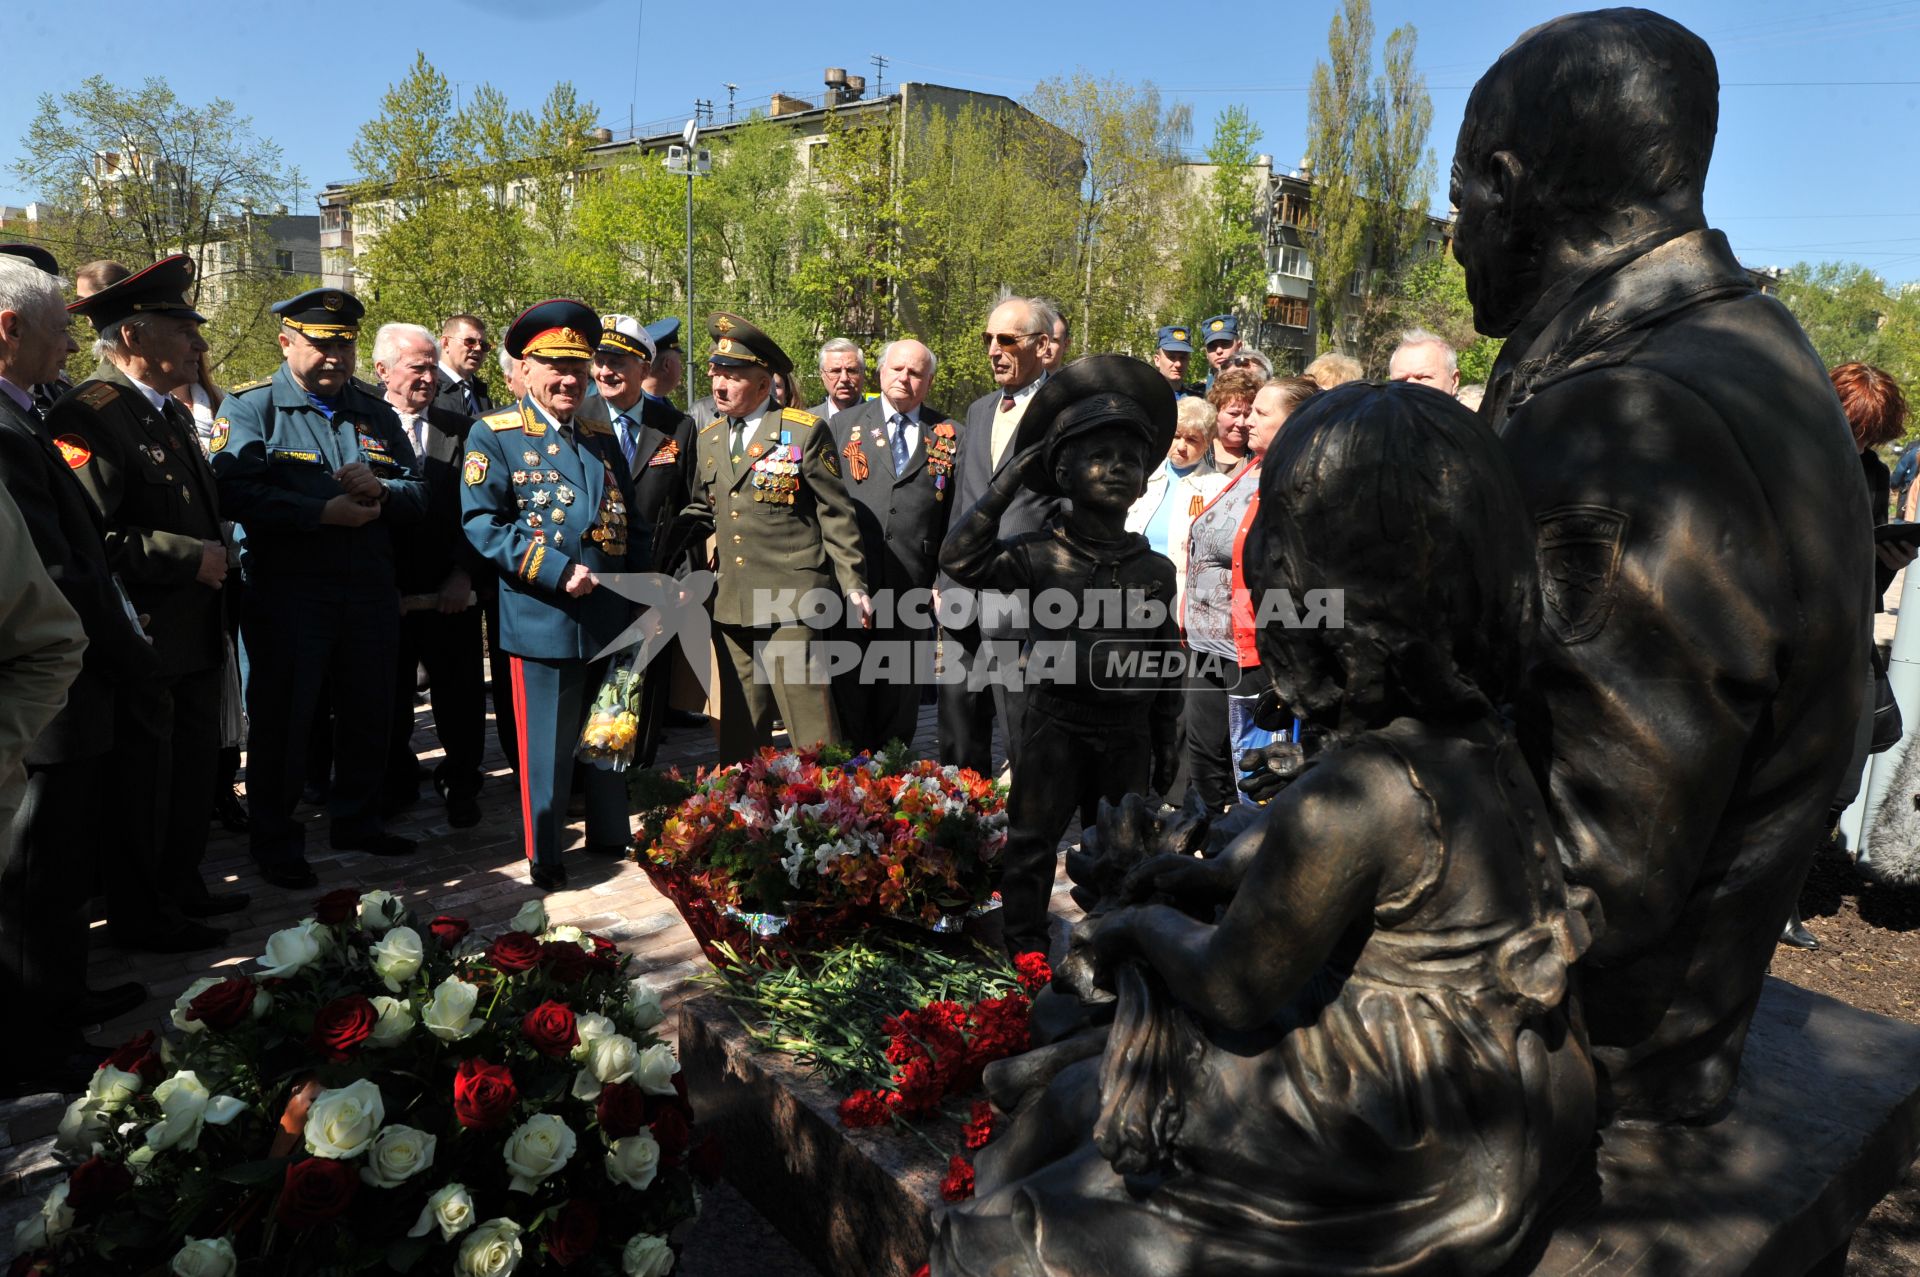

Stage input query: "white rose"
[
  {"left": 360, "top": 1123, "right": 436, "bottom": 1187},
  {"left": 357, "top": 889, "right": 405, "bottom": 934},
  {"left": 11, "top": 1182, "right": 73, "bottom": 1253},
  {"left": 571, "top": 1013, "right": 617, "bottom": 1062},
  {"left": 422, "top": 976, "right": 482, "bottom": 1041},
  {"left": 457, "top": 1218, "right": 524, "bottom": 1277},
  {"left": 408, "top": 1181, "right": 476, "bottom": 1242},
  {"left": 303, "top": 1078, "right": 385, "bottom": 1159},
  {"left": 500, "top": 1114, "right": 576, "bottom": 1193},
  {"left": 604, "top": 1130, "right": 661, "bottom": 1190},
  {"left": 257, "top": 920, "right": 326, "bottom": 978},
  {"left": 146, "top": 1071, "right": 246, "bottom": 1153},
  {"left": 621, "top": 1232, "right": 675, "bottom": 1277},
  {"left": 170, "top": 977, "right": 223, "bottom": 1033},
  {"left": 570, "top": 1032, "right": 637, "bottom": 1101},
  {"left": 369, "top": 995, "right": 416, "bottom": 1047},
  {"left": 169, "top": 1236, "right": 238, "bottom": 1277},
  {"left": 509, "top": 899, "right": 547, "bottom": 934},
  {"left": 626, "top": 978, "right": 665, "bottom": 1031},
  {"left": 630, "top": 1042, "right": 681, "bottom": 1096},
  {"left": 369, "top": 925, "right": 424, "bottom": 992},
  {"left": 543, "top": 923, "right": 586, "bottom": 947}
]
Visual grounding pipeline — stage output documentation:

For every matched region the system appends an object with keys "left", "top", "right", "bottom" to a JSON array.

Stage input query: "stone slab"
[{"left": 686, "top": 978, "right": 1920, "bottom": 1277}]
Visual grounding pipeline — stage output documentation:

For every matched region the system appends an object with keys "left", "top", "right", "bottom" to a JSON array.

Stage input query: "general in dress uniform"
[
  {"left": 461, "top": 301, "right": 646, "bottom": 891},
  {"left": 688, "top": 313, "right": 869, "bottom": 764},
  {"left": 210, "top": 288, "right": 430, "bottom": 887}
]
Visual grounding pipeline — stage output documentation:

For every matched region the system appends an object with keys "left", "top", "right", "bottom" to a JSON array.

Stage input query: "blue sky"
[{"left": 6, "top": 0, "right": 1919, "bottom": 281}]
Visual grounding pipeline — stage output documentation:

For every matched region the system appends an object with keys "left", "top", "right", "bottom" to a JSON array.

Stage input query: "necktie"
[
  {"left": 1000, "top": 394, "right": 1017, "bottom": 410},
  {"left": 615, "top": 413, "right": 637, "bottom": 467},
  {"left": 160, "top": 396, "right": 193, "bottom": 449},
  {"left": 729, "top": 416, "right": 747, "bottom": 464},
  {"left": 889, "top": 413, "right": 910, "bottom": 471},
  {"left": 463, "top": 380, "right": 478, "bottom": 414},
  {"left": 408, "top": 414, "right": 428, "bottom": 460}
]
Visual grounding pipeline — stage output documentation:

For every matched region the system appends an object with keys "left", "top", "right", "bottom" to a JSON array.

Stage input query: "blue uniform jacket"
[
  {"left": 460, "top": 396, "right": 648, "bottom": 661},
  {"left": 209, "top": 364, "right": 429, "bottom": 594}
]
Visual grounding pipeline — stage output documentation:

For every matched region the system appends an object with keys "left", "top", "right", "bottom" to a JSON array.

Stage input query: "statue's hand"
[
  {"left": 1236, "top": 739, "right": 1309, "bottom": 805},
  {"left": 1120, "top": 850, "right": 1228, "bottom": 906},
  {"left": 1069, "top": 791, "right": 1209, "bottom": 913},
  {"left": 1055, "top": 912, "right": 1123, "bottom": 1004}
]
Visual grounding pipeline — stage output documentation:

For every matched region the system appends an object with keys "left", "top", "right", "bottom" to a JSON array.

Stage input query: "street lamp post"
[{"left": 664, "top": 120, "right": 711, "bottom": 386}]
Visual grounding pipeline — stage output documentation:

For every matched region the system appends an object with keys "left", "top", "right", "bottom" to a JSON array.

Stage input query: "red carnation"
[
  {"left": 186, "top": 976, "right": 256, "bottom": 1030},
  {"left": 521, "top": 1000, "right": 580, "bottom": 1057},
  {"left": 649, "top": 1104, "right": 693, "bottom": 1164},
  {"left": 99, "top": 1031, "right": 162, "bottom": 1084},
  {"left": 545, "top": 1199, "right": 600, "bottom": 1268},
  {"left": 487, "top": 931, "right": 542, "bottom": 973},
  {"left": 313, "top": 888, "right": 360, "bottom": 925},
  {"left": 540, "top": 939, "right": 594, "bottom": 984},
  {"left": 276, "top": 1157, "right": 359, "bottom": 1229},
  {"left": 962, "top": 1100, "right": 995, "bottom": 1151},
  {"left": 65, "top": 1157, "right": 133, "bottom": 1219},
  {"left": 940, "top": 1154, "right": 975, "bottom": 1202},
  {"left": 452, "top": 1058, "right": 519, "bottom": 1129},
  {"left": 428, "top": 915, "right": 470, "bottom": 948},
  {"left": 837, "top": 1089, "right": 889, "bottom": 1128},
  {"left": 596, "top": 1081, "right": 649, "bottom": 1139},
  {"left": 1012, "top": 951, "right": 1052, "bottom": 993},
  {"left": 310, "top": 994, "right": 378, "bottom": 1061}
]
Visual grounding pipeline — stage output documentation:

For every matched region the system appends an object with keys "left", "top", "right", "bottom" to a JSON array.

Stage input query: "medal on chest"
[
  {"left": 752, "top": 431, "right": 800, "bottom": 505},
  {"left": 927, "top": 420, "right": 958, "bottom": 501},
  {"left": 843, "top": 432, "right": 870, "bottom": 482}
]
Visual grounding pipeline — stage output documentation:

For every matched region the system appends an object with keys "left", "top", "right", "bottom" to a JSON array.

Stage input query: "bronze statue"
[
  {"left": 1455, "top": 8, "right": 1872, "bottom": 1122},
  {"left": 933, "top": 383, "right": 1599, "bottom": 1277},
  {"left": 939, "top": 356, "right": 1183, "bottom": 959}
]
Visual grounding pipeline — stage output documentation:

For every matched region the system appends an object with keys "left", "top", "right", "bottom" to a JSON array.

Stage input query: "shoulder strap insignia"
[
  {"left": 781, "top": 406, "right": 822, "bottom": 429},
  {"left": 483, "top": 408, "right": 521, "bottom": 432},
  {"left": 230, "top": 378, "right": 270, "bottom": 393},
  {"left": 579, "top": 416, "right": 613, "bottom": 437},
  {"left": 75, "top": 381, "right": 120, "bottom": 410},
  {"left": 698, "top": 417, "right": 724, "bottom": 434}
]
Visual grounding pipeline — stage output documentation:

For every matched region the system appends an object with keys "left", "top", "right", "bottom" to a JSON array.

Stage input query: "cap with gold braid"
[
  {"left": 68, "top": 254, "right": 205, "bottom": 330},
  {"left": 506, "top": 299, "right": 601, "bottom": 361},
  {"left": 273, "top": 287, "right": 363, "bottom": 341},
  {"left": 597, "top": 313, "right": 656, "bottom": 361},
  {"left": 706, "top": 311, "right": 792, "bottom": 376}
]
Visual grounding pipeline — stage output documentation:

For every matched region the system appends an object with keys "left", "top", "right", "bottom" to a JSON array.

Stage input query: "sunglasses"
[
  {"left": 455, "top": 337, "right": 492, "bottom": 350},
  {"left": 981, "top": 331, "right": 1043, "bottom": 349}
]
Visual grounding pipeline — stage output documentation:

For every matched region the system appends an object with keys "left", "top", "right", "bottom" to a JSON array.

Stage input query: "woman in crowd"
[
  {"left": 1205, "top": 367, "right": 1265, "bottom": 478},
  {"left": 1128, "top": 396, "right": 1230, "bottom": 615},
  {"left": 1181, "top": 375, "right": 1319, "bottom": 811}
]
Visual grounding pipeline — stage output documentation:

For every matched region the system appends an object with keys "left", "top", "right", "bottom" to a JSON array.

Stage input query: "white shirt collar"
[
  {"left": 1004, "top": 375, "right": 1044, "bottom": 404},
  {"left": 0, "top": 376, "right": 32, "bottom": 413},
  {"left": 740, "top": 395, "right": 772, "bottom": 431},
  {"left": 439, "top": 362, "right": 469, "bottom": 385},
  {"left": 878, "top": 395, "right": 922, "bottom": 424},
  {"left": 124, "top": 372, "right": 170, "bottom": 415}
]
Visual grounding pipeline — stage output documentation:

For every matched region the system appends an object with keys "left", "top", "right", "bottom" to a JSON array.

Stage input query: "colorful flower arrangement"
[
  {"left": 13, "top": 891, "right": 713, "bottom": 1277},
  {"left": 643, "top": 744, "right": 1008, "bottom": 930}
]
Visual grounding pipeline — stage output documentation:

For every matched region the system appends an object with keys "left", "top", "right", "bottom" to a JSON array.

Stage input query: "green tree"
[
  {"left": 1305, "top": 0, "right": 1435, "bottom": 354},
  {"left": 1175, "top": 106, "right": 1267, "bottom": 330},
  {"left": 1375, "top": 247, "right": 1502, "bottom": 385}
]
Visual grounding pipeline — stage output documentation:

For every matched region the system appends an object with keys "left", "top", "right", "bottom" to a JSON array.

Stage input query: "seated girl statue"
[{"left": 932, "top": 381, "right": 1599, "bottom": 1277}]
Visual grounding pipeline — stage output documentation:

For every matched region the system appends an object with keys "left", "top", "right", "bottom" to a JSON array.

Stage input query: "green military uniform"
[{"left": 692, "top": 313, "right": 868, "bottom": 763}]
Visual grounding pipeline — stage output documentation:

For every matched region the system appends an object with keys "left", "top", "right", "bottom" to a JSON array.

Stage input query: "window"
[
  {"left": 1271, "top": 297, "right": 1310, "bottom": 328},
  {"left": 1276, "top": 245, "right": 1312, "bottom": 279},
  {"left": 275, "top": 250, "right": 294, "bottom": 273}
]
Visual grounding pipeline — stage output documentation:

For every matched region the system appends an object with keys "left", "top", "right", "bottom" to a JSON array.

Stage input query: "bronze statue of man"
[{"left": 1454, "top": 7, "right": 1871, "bottom": 1122}]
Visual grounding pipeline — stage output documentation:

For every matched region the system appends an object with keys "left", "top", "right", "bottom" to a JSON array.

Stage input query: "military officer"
[
  {"left": 1199, "top": 313, "right": 1242, "bottom": 388},
  {"left": 686, "top": 313, "right": 870, "bottom": 763},
  {"left": 211, "top": 287, "right": 430, "bottom": 888},
  {"left": 461, "top": 300, "right": 646, "bottom": 891},
  {"left": 1150, "top": 323, "right": 1204, "bottom": 398},
  {"left": 594, "top": 314, "right": 693, "bottom": 534},
  {"left": 52, "top": 254, "right": 249, "bottom": 922}
]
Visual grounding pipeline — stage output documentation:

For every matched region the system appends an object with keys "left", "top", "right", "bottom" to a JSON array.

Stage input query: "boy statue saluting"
[{"left": 941, "top": 355, "right": 1183, "bottom": 958}]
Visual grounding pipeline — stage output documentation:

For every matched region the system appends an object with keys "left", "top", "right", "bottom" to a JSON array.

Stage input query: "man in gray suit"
[
  {"left": 934, "top": 295, "right": 1061, "bottom": 774},
  {"left": 809, "top": 338, "right": 866, "bottom": 422},
  {"left": 829, "top": 339, "right": 957, "bottom": 751}
]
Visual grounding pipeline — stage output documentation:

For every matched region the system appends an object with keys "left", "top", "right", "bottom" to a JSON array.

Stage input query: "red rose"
[
  {"left": 545, "top": 1199, "right": 600, "bottom": 1268},
  {"left": 596, "top": 1081, "right": 649, "bottom": 1139},
  {"left": 276, "top": 1157, "right": 359, "bottom": 1229},
  {"left": 99, "top": 1031, "right": 162, "bottom": 1084},
  {"left": 521, "top": 1000, "right": 580, "bottom": 1058},
  {"left": 452, "top": 1058, "right": 518, "bottom": 1129},
  {"left": 310, "top": 994, "right": 378, "bottom": 1061},
  {"left": 186, "top": 976, "right": 256, "bottom": 1030},
  {"left": 837, "top": 1089, "right": 889, "bottom": 1129},
  {"left": 587, "top": 935, "right": 620, "bottom": 971},
  {"left": 540, "top": 940, "right": 593, "bottom": 984},
  {"left": 65, "top": 1157, "right": 133, "bottom": 1219},
  {"left": 940, "top": 1153, "right": 975, "bottom": 1202},
  {"left": 649, "top": 1104, "right": 692, "bottom": 1164},
  {"left": 429, "top": 915, "right": 470, "bottom": 948},
  {"left": 487, "top": 931, "right": 542, "bottom": 972},
  {"left": 313, "top": 888, "right": 360, "bottom": 925}
]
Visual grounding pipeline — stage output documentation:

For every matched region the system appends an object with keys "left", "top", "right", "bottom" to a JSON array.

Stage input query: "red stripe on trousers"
[{"left": 510, "top": 656, "right": 535, "bottom": 861}]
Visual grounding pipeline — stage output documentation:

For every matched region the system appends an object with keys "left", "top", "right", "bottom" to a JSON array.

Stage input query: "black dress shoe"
[
  {"left": 108, "top": 919, "right": 228, "bottom": 954},
  {"left": 258, "top": 860, "right": 320, "bottom": 889},
  {"left": 436, "top": 776, "right": 483, "bottom": 828},
  {"left": 530, "top": 862, "right": 569, "bottom": 891},
  {"left": 63, "top": 982, "right": 148, "bottom": 1026},
  {"left": 332, "top": 832, "right": 417, "bottom": 857},
  {"left": 180, "top": 888, "right": 251, "bottom": 917},
  {"left": 585, "top": 841, "right": 631, "bottom": 858},
  {"left": 213, "top": 787, "right": 250, "bottom": 832},
  {"left": 1780, "top": 916, "right": 1821, "bottom": 950}
]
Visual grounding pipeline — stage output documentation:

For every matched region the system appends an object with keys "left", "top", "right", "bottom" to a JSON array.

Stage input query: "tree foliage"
[
  {"left": 1373, "top": 247, "right": 1502, "bottom": 385},
  {"left": 1175, "top": 106, "right": 1268, "bottom": 329},
  {"left": 1776, "top": 262, "right": 1920, "bottom": 397}
]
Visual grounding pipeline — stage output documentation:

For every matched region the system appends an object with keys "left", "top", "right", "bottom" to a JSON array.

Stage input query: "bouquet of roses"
[
  {"left": 645, "top": 745, "right": 1008, "bottom": 927},
  {"left": 14, "top": 891, "right": 713, "bottom": 1277},
  {"left": 577, "top": 650, "right": 646, "bottom": 771}
]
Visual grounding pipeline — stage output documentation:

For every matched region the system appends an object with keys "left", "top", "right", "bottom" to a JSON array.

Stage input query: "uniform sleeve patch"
[
  {"left": 208, "top": 418, "right": 230, "bottom": 453},
  {"left": 463, "top": 451, "right": 490, "bottom": 486},
  {"left": 76, "top": 382, "right": 118, "bottom": 409},
  {"left": 53, "top": 435, "right": 92, "bottom": 468}
]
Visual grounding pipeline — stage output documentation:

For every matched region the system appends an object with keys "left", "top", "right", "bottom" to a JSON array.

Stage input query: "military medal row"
[{"left": 752, "top": 444, "right": 802, "bottom": 505}]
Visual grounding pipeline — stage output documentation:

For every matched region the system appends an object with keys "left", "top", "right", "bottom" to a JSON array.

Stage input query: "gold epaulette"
[
  {"left": 483, "top": 408, "right": 522, "bottom": 432},
  {"left": 230, "top": 378, "right": 270, "bottom": 393},
  {"left": 75, "top": 381, "right": 119, "bottom": 409},
  {"left": 781, "top": 406, "right": 822, "bottom": 429},
  {"left": 698, "top": 417, "right": 724, "bottom": 434}
]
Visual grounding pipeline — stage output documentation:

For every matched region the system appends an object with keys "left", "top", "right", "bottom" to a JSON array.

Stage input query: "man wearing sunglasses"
[
  {"left": 435, "top": 314, "right": 495, "bottom": 418},
  {"left": 934, "top": 295, "right": 1062, "bottom": 776}
]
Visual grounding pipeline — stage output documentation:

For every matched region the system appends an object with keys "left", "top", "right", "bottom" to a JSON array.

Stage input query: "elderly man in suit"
[
  {"left": 934, "top": 295, "right": 1062, "bottom": 775},
  {"left": 594, "top": 315, "right": 693, "bottom": 537},
  {"left": 373, "top": 322, "right": 488, "bottom": 827},
  {"left": 809, "top": 338, "right": 866, "bottom": 422},
  {"left": 434, "top": 314, "right": 495, "bottom": 417},
  {"left": 829, "top": 338, "right": 957, "bottom": 751}
]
